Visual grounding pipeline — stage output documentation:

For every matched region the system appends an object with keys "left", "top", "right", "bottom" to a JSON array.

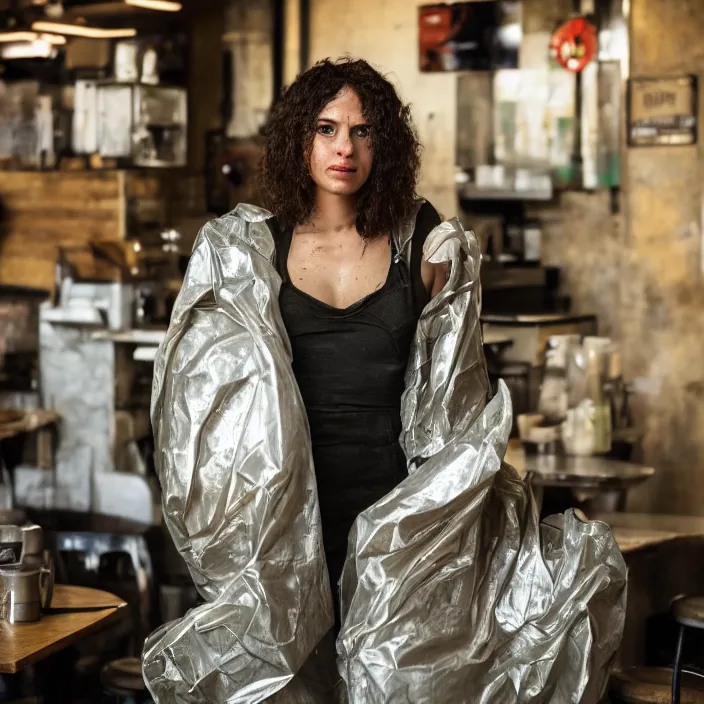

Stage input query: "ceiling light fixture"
[
  {"left": 38, "top": 31, "right": 65, "bottom": 44},
  {"left": 0, "top": 30, "right": 65, "bottom": 44},
  {"left": 1, "top": 39, "right": 57, "bottom": 59},
  {"left": 32, "top": 21, "right": 137, "bottom": 39},
  {"left": 125, "top": 0, "right": 182, "bottom": 11},
  {"left": 40, "top": 32, "right": 66, "bottom": 44}
]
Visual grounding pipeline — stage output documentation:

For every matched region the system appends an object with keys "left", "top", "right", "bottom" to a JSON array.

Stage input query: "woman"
[
  {"left": 259, "top": 57, "right": 446, "bottom": 615},
  {"left": 144, "top": 57, "right": 627, "bottom": 704}
]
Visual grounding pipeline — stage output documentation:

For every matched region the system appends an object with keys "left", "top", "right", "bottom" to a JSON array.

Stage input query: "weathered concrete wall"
[
  {"left": 620, "top": 0, "right": 704, "bottom": 514},
  {"left": 224, "top": 0, "right": 274, "bottom": 138},
  {"left": 531, "top": 192, "right": 623, "bottom": 339},
  {"left": 307, "top": 0, "right": 704, "bottom": 514},
  {"left": 523, "top": 0, "right": 704, "bottom": 514}
]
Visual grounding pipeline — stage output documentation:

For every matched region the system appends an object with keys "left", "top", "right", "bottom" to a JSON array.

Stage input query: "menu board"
[{"left": 628, "top": 75, "right": 697, "bottom": 146}]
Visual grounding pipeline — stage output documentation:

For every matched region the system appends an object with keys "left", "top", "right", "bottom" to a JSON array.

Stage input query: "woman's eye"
[
  {"left": 317, "top": 124, "right": 334, "bottom": 136},
  {"left": 355, "top": 125, "right": 371, "bottom": 138}
]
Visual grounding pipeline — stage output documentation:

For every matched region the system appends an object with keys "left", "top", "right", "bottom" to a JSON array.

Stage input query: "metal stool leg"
[{"left": 672, "top": 624, "right": 686, "bottom": 704}]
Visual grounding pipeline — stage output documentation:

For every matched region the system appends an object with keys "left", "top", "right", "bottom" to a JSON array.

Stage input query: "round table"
[
  {"left": 0, "top": 584, "right": 127, "bottom": 674},
  {"left": 524, "top": 453, "right": 655, "bottom": 490},
  {"left": 521, "top": 452, "right": 655, "bottom": 515}
]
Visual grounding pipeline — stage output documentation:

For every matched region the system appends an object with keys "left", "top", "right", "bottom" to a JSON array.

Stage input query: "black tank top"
[
  {"left": 269, "top": 201, "right": 440, "bottom": 614},
  {"left": 273, "top": 201, "right": 439, "bottom": 412},
  {"left": 276, "top": 237, "right": 413, "bottom": 412}
]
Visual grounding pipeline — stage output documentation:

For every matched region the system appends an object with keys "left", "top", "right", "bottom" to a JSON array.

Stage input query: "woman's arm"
[
  {"left": 419, "top": 202, "right": 447, "bottom": 297},
  {"left": 421, "top": 258, "right": 447, "bottom": 297}
]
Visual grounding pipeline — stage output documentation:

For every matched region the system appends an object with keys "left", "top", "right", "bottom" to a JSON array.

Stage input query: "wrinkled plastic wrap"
[
  {"left": 144, "top": 204, "right": 627, "bottom": 703},
  {"left": 143, "top": 204, "right": 334, "bottom": 702},
  {"left": 338, "top": 220, "right": 627, "bottom": 703}
]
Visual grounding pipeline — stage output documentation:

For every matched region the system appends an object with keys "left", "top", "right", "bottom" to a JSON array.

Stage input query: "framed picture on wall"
[
  {"left": 419, "top": 1, "right": 521, "bottom": 72},
  {"left": 627, "top": 75, "right": 698, "bottom": 147}
]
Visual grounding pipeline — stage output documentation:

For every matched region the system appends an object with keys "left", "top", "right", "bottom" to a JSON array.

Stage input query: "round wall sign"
[{"left": 550, "top": 17, "right": 598, "bottom": 73}]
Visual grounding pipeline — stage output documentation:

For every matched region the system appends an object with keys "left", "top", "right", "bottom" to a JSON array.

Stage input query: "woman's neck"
[{"left": 305, "top": 190, "right": 358, "bottom": 233}]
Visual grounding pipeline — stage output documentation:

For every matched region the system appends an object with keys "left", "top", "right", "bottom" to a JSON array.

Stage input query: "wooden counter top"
[
  {"left": 524, "top": 453, "right": 655, "bottom": 490},
  {"left": 0, "top": 584, "right": 127, "bottom": 674},
  {"left": 90, "top": 328, "right": 167, "bottom": 345}
]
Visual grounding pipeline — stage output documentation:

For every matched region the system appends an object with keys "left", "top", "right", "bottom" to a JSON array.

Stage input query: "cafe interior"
[{"left": 0, "top": 0, "right": 703, "bottom": 701}]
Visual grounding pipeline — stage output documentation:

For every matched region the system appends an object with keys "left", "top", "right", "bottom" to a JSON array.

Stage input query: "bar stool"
[
  {"left": 100, "top": 657, "right": 151, "bottom": 703},
  {"left": 672, "top": 596, "right": 704, "bottom": 704},
  {"left": 609, "top": 666, "right": 704, "bottom": 703}
]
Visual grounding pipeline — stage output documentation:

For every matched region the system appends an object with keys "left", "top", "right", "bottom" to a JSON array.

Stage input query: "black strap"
[
  {"left": 410, "top": 201, "right": 442, "bottom": 316},
  {"left": 266, "top": 216, "right": 292, "bottom": 283}
]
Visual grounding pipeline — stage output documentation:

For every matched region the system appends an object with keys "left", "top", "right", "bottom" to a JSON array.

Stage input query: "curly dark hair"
[{"left": 259, "top": 57, "right": 422, "bottom": 239}]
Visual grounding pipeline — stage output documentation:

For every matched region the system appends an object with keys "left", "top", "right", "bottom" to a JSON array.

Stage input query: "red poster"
[{"left": 419, "top": 2, "right": 521, "bottom": 72}]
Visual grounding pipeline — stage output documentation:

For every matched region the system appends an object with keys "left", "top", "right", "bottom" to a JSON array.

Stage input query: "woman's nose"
[{"left": 335, "top": 130, "right": 354, "bottom": 156}]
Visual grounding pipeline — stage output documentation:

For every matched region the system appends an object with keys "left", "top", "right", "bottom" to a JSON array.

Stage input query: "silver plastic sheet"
[
  {"left": 143, "top": 204, "right": 334, "bottom": 702},
  {"left": 338, "top": 220, "right": 627, "bottom": 703},
  {"left": 144, "top": 204, "right": 627, "bottom": 703}
]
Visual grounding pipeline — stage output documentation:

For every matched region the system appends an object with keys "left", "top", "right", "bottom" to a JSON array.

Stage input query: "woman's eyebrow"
[{"left": 317, "top": 117, "right": 369, "bottom": 127}]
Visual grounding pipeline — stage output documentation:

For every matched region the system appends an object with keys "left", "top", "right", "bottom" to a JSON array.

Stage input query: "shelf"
[
  {"left": 481, "top": 267, "right": 546, "bottom": 290},
  {"left": 458, "top": 184, "right": 553, "bottom": 201},
  {"left": 480, "top": 312, "right": 597, "bottom": 326},
  {"left": 91, "top": 329, "right": 167, "bottom": 345}
]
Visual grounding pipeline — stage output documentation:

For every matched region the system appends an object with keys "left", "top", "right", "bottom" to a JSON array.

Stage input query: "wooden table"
[
  {"left": 482, "top": 332, "right": 514, "bottom": 348},
  {"left": 591, "top": 513, "right": 704, "bottom": 668},
  {"left": 0, "top": 409, "right": 59, "bottom": 471},
  {"left": 0, "top": 584, "right": 127, "bottom": 674}
]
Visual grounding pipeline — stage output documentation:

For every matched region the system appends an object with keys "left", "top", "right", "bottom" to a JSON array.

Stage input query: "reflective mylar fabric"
[
  {"left": 143, "top": 204, "right": 334, "bottom": 703},
  {"left": 144, "top": 203, "right": 627, "bottom": 703}
]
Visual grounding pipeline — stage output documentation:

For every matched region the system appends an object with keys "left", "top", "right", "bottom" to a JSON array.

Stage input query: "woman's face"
[{"left": 308, "top": 87, "right": 373, "bottom": 198}]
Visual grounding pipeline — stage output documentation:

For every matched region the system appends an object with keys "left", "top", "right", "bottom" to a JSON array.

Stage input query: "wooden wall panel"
[
  {"left": 0, "top": 171, "right": 124, "bottom": 291},
  {"left": 0, "top": 169, "right": 207, "bottom": 292}
]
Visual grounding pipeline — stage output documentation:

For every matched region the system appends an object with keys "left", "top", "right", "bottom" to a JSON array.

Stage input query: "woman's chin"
[{"left": 318, "top": 181, "right": 363, "bottom": 198}]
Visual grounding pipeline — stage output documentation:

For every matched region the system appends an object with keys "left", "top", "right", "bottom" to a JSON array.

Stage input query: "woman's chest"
[{"left": 287, "top": 231, "right": 392, "bottom": 310}]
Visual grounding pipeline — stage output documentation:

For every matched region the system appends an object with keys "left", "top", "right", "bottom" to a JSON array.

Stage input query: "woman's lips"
[{"left": 329, "top": 165, "right": 356, "bottom": 173}]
